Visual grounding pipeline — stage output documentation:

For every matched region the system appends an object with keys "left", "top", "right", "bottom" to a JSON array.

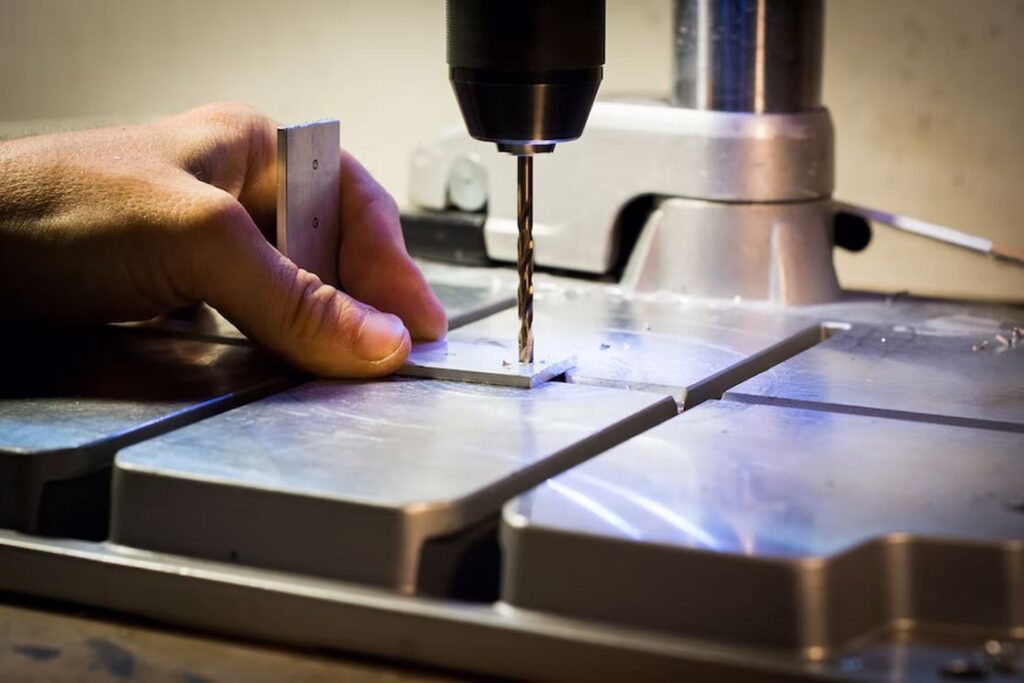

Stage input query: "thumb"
[{"left": 186, "top": 194, "right": 410, "bottom": 377}]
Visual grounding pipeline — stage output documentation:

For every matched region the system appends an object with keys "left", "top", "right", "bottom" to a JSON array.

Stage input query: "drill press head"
[{"left": 446, "top": 0, "right": 605, "bottom": 155}]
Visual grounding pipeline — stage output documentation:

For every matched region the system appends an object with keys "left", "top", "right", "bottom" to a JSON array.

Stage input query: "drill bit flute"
[{"left": 517, "top": 156, "right": 534, "bottom": 364}]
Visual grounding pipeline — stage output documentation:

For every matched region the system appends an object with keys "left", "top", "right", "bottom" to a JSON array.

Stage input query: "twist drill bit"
[{"left": 517, "top": 155, "right": 534, "bottom": 364}]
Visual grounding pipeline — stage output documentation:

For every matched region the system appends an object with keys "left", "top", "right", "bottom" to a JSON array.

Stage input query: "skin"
[{"left": 0, "top": 103, "right": 447, "bottom": 377}]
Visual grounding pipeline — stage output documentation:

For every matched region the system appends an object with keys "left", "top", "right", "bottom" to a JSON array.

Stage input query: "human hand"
[{"left": 0, "top": 103, "right": 446, "bottom": 377}]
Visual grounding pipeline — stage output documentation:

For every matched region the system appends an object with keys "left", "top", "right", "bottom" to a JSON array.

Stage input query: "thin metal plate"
[
  {"left": 398, "top": 340, "right": 574, "bottom": 388},
  {"left": 0, "top": 327, "right": 293, "bottom": 534},
  {"left": 445, "top": 286, "right": 823, "bottom": 408},
  {"left": 111, "top": 378, "right": 676, "bottom": 592},
  {"left": 501, "top": 400, "right": 1024, "bottom": 652},
  {"left": 277, "top": 120, "right": 342, "bottom": 287},
  {"left": 725, "top": 324, "right": 1024, "bottom": 432}
]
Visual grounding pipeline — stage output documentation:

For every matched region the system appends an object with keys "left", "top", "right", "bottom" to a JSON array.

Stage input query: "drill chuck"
[{"left": 446, "top": 0, "right": 605, "bottom": 155}]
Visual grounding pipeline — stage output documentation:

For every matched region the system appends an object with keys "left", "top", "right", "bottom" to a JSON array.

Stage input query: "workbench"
[{"left": 1, "top": 261, "right": 1022, "bottom": 682}]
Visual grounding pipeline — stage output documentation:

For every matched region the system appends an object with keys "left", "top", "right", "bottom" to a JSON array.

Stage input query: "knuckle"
[
  {"left": 282, "top": 268, "right": 363, "bottom": 347},
  {"left": 193, "top": 101, "right": 267, "bottom": 127},
  {"left": 190, "top": 191, "right": 247, "bottom": 234}
]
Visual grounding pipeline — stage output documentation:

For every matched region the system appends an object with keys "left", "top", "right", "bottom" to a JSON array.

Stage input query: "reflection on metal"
[
  {"left": 110, "top": 378, "right": 675, "bottom": 593},
  {"left": 502, "top": 400, "right": 1024, "bottom": 653},
  {"left": 673, "top": 0, "right": 824, "bottom": 113},
  {"left": 545, "top": 479, "right": 643, "bottom": 541},
  {"left": 726, "top": 324, "right": 1024, "bottom": 432},
  {"left": 399, "top": 340, "right": 573, "bottom": 388}
]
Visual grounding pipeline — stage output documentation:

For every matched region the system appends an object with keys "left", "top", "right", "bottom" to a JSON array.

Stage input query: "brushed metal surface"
[
  {"left": 277, "top": 120, "right": 342, "bottom": 287},
  {"left": 725, "top": 323, "right": 1024, "bottom": 432},
  {"left": 399, "top": 340, "right": 574, "bottom": 388},
  {"left": 501, "top": 400, "right": 1024, "bottom": 652},
  {"left": 446, "top": 286, "right": 823, "bottom": 408},
  {"left": 111, "top": 378, "right": 675, "bottom": 592},
  {"left": 0, "top": 327, "right": 292, "bottom": 533}
]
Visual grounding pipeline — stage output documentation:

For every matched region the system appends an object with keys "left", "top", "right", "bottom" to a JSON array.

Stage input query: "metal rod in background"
[
  {"left": 835, "top": 200, "right": 1024, "bottom": 269},
  {"left": 517, "top": 155, "right": 535, "bottom": 364}
]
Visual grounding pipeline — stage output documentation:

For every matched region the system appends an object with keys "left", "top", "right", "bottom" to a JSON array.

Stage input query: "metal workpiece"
[
  {"left": 501, "top": 400, "right": 1024, "bottom": 653},
  {"left": 725, "top": 323, "right": 1024, "bottom": 432},
  {"left": 673, "top": 0, "right": 823, "bottom": 113},
  {"left": 446, "top": 286, "right": 823, "bottom": 409},
  {"left": 0, "top": 327, "right": 292, "bottom": 536},
  {"left": 276, "top": 120, "right": 342, "bottom": 287},
  {"left": 399, "top": 340, "right": 574, "bottom": 388},
  {"left": 621, "top": 197, "right": 841, "bottom": 304},
  {"left": 110, "top": 378, "right": 676, "bottom": 593}
]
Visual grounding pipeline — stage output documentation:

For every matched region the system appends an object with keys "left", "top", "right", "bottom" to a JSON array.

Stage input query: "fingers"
[
  {"left": 167, "top": 103, "right": 448, "bottom": 343},
  {"left": 337, "top": 150, "right": 448, "bottom": 341},
  {"left": 184, "top": 192, "right": 410, "bottom": 378}
]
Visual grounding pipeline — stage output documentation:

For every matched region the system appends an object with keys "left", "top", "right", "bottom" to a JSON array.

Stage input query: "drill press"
[{"left": 445, "top": 0, "right": 606, "bottom": 363}]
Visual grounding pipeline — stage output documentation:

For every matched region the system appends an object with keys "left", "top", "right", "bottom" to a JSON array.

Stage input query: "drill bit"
[{"left": 517, "top": 155, "right": 534, "bottom": 364}]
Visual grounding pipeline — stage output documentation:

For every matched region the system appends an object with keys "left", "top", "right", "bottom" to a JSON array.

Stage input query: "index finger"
[{"left": 336, "top": 149, "right": 447, "bottom": 341}]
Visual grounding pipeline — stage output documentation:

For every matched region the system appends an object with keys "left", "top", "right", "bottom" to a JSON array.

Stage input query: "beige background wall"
[{"left": 1, "top": 0, "right": 1021, "bottom": 301}]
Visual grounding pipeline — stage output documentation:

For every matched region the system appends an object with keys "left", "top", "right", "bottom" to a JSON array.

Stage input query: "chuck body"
[{"left": 446, "top": 0, "right": 606, "bottom": 154}]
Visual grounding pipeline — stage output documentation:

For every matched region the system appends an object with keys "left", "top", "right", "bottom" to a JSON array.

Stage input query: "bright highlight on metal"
[{"left": 517, "top": 155, "right": 535, "bottom": 364}]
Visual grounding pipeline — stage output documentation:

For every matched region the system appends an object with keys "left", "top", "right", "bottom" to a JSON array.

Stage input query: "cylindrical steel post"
[{"left": 673, "top": 0, "right": 823, "bottom": 113}]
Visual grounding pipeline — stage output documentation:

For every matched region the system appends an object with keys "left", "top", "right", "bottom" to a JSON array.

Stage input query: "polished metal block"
[
  {"left": 0, "top": 327, "right": 292, "bottom": 535},
  {"left": 399, "top": 340, "right": 574, "bottom": 388},
  {"left": 277, "top": 120, "right": 342, "bottom": 287},
  {"left": 501, "top": 400, "right": 1024, "bottom": 653},
  {"left": 726, "top": 324, "right": 1024, "bottom": 432},
  {"left": 446, "top": 287, "right": 822, "bottom": 408},
  {"left": 111, "top": 378, "right": 675, "bottom": 593}
]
